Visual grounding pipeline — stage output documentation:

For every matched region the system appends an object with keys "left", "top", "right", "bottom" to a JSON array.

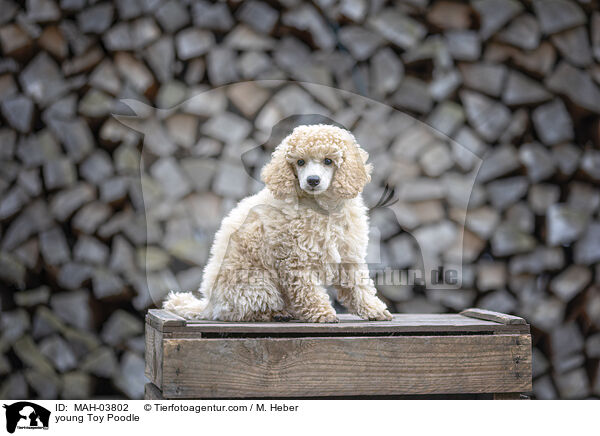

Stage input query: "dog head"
[{"left": 261, "top": 124, "right": 372, "bottom": 200}]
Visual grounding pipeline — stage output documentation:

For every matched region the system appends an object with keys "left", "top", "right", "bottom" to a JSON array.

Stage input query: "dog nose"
[{"left": 307, "top": 175, "right": 320, "bottom": 187}]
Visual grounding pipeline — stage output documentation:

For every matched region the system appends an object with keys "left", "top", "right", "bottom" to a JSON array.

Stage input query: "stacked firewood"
[{"left": 0, "top": 0, "right": 598, "bottom": 399}]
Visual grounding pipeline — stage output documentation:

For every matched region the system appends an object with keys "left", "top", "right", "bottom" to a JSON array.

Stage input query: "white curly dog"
[{"left": 164, "top": 124, "right": 392, "bottom": 322}]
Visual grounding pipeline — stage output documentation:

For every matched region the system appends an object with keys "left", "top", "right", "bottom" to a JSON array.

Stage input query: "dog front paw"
[
  {"left": 272, "top": 310, "right": 294, "bottom": 322},
  {"left": 358, "top": 307, "right": 393, "bottom": 321},
  {"left": 369, "top": 309, "right": 392, "bottom": 321},
  {"left": 305, "top": 311, "right": 339, "bottom": 323},
  {"left": 317, "top": 312, "right": 339, "bottom": 323}
]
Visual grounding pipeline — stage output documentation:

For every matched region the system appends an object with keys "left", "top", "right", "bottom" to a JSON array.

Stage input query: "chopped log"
[
  {"left": 368, "top": 8, "right": 426, "bottom": 50},
  {"left": 427, "top": 1, "right": 474, "bottom": 30},
  {"left": 545, "top": 61, "right": 600, "bottom": 114},
  {"left": 445, "top": 30, "right": 481, "bottom": 61},
  {"left": 532, "top": 99, "right": 574, "bottom": 145},
  {"left": 533, "top": 0, "right": 585, "bottom": 35},
  {"left": 460, "top": 90, "right": 511, "bottom": 142},
  {"left": 503, "top": 70, "right": 551, "bottom": 105},
  {"left": 487, "top": 176, "right": 529, "bottom": 209},
  {"left": 498, "top": 14, "right": 540, "bottom": 50},
  {"left": 237, "top": 1, "right": 278, "bottom": 35},
  {"left": 477, "top": 144, "right": 521, "bottom": 183},
  {"left": 459, "top": 62, "right": 507, "bottom": 98},
  {"left": 155, "top": 0, "right": 188, "bottom": 33},
  {"left": 473, "top": 0, "right": 523, "bottom": 40},
  {"left": 519, "top": 142, "right": 555, "bottom": 182},
  {"left": 175, "top": 29, "right": 214, "bottom": 61},
  {"left": 20, "top": 52, "right": 69, "bottom": 107},
  {"left": 546, "top": 204, "right": 588, "bottom": 246},
  {"left": 550, "top": 26, "right": 592, "bottom": 68}
]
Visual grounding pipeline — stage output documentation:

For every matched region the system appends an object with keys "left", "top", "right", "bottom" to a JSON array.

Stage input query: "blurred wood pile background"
[{"left": 0, "top": 0, "right": 599, "bottom": 399}]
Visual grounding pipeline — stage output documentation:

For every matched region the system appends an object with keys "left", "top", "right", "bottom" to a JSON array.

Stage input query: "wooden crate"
[{"left": 144, "top": 308, "right": 532, "bottom": 399}]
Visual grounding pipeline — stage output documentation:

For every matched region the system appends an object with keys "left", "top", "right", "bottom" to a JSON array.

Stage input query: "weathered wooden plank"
[
  {"left": 144, "top": 323, "right": 155, "bottom": 383},
  {"left": 144, "top": 323, "right": 163, "bottom": 387},
  {"left": 144, "top": 383, "right": 164, "bottom": 400},
  {"left": 160, "top": 334, "right": 532, "bottom": 398},
  {"left": 147, "top": 309, "right": 186, "bottom": 331},
  {"left": 460, "top": 308, "right": 526, "bottom": 325},
  {"left": 186, "top": 313, "right": 493, "bottom": 325},
  {"left": 145, "top": 383, "right": 493, "bottom": 399},
  {"left": 168, "top": 323, "right": 526, "bottom": 335},
  {"left": 167, "top": 313, "right": 527, "bottom": 335}
]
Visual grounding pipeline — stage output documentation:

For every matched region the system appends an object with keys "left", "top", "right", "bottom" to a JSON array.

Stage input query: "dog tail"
[{"left": 162, "top": 291, "right": 209, "bottom": 319}]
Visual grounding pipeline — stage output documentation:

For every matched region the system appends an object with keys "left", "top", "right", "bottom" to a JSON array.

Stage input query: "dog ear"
[
  {"left": 261, "top": 141, "right": 297, "bottom": 199},
  {"left": 331, "top": 139, "right": 372, "bottom": 199}
]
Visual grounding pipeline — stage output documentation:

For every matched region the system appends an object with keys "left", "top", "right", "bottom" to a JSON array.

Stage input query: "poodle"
[{"left": 163, "top": 124, "right": 392, "bottom": 322}]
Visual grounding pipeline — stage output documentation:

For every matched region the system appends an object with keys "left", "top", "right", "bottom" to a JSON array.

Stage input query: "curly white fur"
[{"left": 163, "top": 124, "right": 392, "bottom": 322}]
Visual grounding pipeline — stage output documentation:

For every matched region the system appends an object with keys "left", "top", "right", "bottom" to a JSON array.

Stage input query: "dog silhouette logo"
[{"left": 3, "top": 402, "right": 50, "bottom": 433}]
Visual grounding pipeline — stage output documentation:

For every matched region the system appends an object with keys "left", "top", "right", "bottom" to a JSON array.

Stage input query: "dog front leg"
[
  {"left": 282, "top": 270, "right": 338, "bottom": 323},
  {"left": 336, "top": 264, "right": 392, "bottom": 321}
]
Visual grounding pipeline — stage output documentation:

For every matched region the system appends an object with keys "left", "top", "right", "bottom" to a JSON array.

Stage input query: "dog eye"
[
  {"left": 297, "top": 159, "right": 305, "bottom": 166},
  {"left": 324, "top": 158, "right": 332, "bottom": 165}
]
